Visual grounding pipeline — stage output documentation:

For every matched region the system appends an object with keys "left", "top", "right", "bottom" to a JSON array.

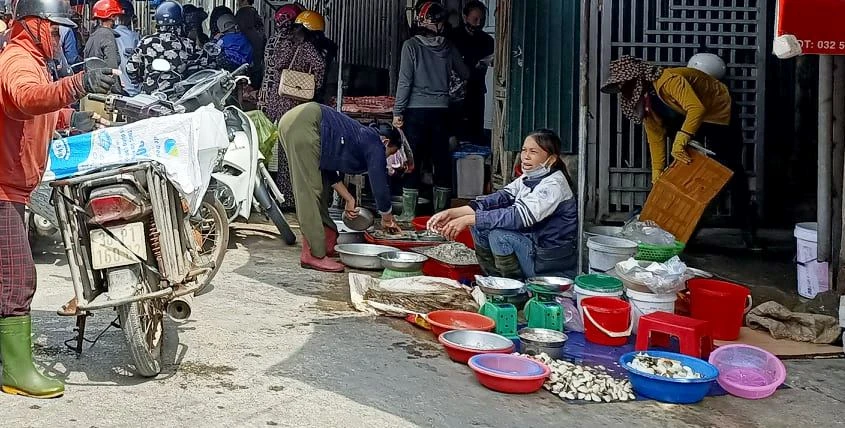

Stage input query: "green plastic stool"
[
  {"left": 479, "top": 302, "right": 518, "bottom": 337},
  {"left": 524, "top": 298, "right": 564, "bottom": 331}
]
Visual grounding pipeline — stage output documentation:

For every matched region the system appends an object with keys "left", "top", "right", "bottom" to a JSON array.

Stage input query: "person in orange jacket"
[
  {"left": 0, "top": 0, "right": 115, "bottom": 399},
  {"left": 602, "top": 55, "right": 756, "bottom": 248}
]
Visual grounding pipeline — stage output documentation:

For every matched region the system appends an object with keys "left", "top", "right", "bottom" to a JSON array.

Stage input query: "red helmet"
[
  {"left": 92, "top": 0, "right": 123, "bottom": 20},
  {"left": 416, "top": 1, "right": 447, "bottom": 25},
  {"left": 274, "top": 2, "right": 304, "bottom": 24}
]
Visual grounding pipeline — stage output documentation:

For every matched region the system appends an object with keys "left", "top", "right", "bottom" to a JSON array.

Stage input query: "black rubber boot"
[
  {"left": 475, "top": 245, "right": 500, "bottom": 276},
  {"left": 494, "top": 254, "right": 525, "bottom": 280}
]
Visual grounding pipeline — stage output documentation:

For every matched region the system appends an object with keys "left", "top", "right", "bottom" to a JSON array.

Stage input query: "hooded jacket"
[
  {"left": 394, "top": 35, "right": 469, "bottom": 116},
  {"left": 0, "top": 18, "right": 84, "bottom": 203},
  {"left": 83, "top": 24, "right": 120, "bottom": 69}
]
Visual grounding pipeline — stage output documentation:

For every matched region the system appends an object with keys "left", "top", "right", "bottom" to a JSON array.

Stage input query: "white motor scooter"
[{"left": 212, "top": 104, "right": 296, "bottom": 245}]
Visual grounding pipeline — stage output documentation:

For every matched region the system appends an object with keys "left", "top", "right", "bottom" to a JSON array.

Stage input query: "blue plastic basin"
[{"left": 619, "top": 351, "right": 720, "bottom": 404}]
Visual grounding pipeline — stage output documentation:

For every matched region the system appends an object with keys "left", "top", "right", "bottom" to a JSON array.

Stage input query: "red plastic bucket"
[
  {"left": 687, "top": 279, "right": 752, "bottom": 341},
  {"left": 581, "top": 297, "right": 632, "bottom": 346}
]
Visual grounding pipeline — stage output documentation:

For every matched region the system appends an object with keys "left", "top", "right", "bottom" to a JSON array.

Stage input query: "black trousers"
[{"left": 402, "top": 108, "right": 452, "bottom": 189}]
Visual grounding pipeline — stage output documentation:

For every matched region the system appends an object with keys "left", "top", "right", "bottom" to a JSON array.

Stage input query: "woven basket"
[{"left": 636, "top": 241, "right": 686, "bottom": 262}]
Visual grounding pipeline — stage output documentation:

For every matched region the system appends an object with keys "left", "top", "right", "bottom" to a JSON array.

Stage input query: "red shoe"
[
  {"left": 325, "top": 226, "right": 339, "bottom": 257},
  {"left": 300, "top": 239, "right": 345, "bottom": 272}
]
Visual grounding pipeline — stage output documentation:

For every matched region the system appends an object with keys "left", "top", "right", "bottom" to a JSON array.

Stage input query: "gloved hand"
[
  {"left": 651, "top": 167, "right": 663, "bottom": 184},
  {"left": 82, "top": 68, "right": 118, "bottom": 94},
  {"left": 671, "top": 131, "right": 693, "bottom": 164},
  {"left": 70, "top": 111, "right": 108, "bottom": 132}
]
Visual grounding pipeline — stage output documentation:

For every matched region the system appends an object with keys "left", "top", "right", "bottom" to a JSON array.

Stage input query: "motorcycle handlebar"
[
  {"left": 87, "top": 94, "right": 108, "bottom": 103},
  {"left": 231, "top": 64, "right": 250, "bottom": 77}
]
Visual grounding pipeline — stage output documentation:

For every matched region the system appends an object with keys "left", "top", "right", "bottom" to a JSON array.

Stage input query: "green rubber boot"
[
  {"left": 494, "top": 254, "right": 525, "bottom": 280},
  {"left": 475, "top": 245, "right": 500, "bottom": 276},
  {"left": 396, "top": 188, "right": 418, "bottom": 223},
  {"left": 0, "top": 315, "right": 64, "bottom": 399},
  {"left": 433, "top": 187, "right": 452, "bottom": 213}
]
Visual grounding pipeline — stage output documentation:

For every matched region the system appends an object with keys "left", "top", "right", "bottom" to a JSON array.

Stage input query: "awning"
[{"left": 776, "top": 0, "right": 845, "bottom": 55}]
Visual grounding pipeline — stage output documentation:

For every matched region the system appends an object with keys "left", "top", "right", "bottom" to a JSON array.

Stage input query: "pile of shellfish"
[
  {"left": 626, "top": 352, "right": 702, "bottom": 380},
  {"left": 525, "top": 353, "right": 636, "bottom": 402}
]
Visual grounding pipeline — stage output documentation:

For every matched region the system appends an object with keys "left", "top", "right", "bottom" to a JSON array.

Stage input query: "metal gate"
[{"left": 588, "top": 0, "right": 769, "bottom": 223}]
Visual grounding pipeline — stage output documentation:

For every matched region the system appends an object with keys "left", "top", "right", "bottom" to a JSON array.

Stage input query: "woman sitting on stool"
[{"left": 427, "top": 129, "right": 577, "bottom": 279}]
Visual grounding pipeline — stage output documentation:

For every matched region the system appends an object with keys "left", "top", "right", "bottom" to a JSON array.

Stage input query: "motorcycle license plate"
[{"left": 90, "top": 222, "right": 148, "bottom": 270}]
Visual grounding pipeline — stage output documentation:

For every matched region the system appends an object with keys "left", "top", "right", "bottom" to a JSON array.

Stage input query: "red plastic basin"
[
  {"left": 468, "top": 354, "right": 550, "bottom": 394},
  {"left": 412, "top": 216, "right": 475, "bottom": 249},
  {"left": 426, "top": 310, "right": 495, "bottom": 336},
  {"left": 437, "top": 333, "right": 514, "bottom": 364}
]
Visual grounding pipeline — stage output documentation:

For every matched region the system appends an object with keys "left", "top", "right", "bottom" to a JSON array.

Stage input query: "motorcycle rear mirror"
[{"left": 151, "top": 58, "right": 172, "bottom": 72}]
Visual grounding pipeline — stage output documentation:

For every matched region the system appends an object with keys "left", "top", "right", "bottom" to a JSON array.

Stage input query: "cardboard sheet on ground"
[
  {"left": 349, "top": 273, "right": 482, "bottom": 316},
  {"left": 43, "top": 106, "right": 229, "bottom": 212},
  {"left": 714, "top": 327, "right": 843, "bottom": 359}
]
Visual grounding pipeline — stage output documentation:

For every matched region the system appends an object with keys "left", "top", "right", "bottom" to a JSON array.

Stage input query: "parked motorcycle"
[{"left": 92, "top": 59, "right": 296, "bottom": 245}]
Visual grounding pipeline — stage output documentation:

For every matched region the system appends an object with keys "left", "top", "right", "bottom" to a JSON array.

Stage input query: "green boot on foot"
[
  {"left": 474, "top": 245, "right": 500, "bottom": 276},
  {"left": 494, "top": 254, "right": 525, "bottom": 280},
  {"left": 396, "top": 188, "right": 419, "bottom": 223},
  {"left": 433, "top": 187, "right": 452, "bottom": 213},
  {"left": 0, "top": 315, "right": 64, "bottom": 399}
]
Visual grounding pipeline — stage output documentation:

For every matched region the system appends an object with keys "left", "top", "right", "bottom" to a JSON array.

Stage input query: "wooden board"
[{"left": 715, "top": 327, "right": 844, "bottom": 359}]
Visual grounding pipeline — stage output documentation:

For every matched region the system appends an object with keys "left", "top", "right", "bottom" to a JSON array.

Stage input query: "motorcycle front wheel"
[
  {"left": 118, "top": 296, "right": 164, "bottom": 377},
  {"left": 189, "top": 194, "right": 230, "bottom": 290},
  {"left": 254, "top": 164, "right": 296, "bottom": 245}
]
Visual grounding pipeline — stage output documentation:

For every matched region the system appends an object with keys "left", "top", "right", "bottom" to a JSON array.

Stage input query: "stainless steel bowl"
[
  {"left": 477, "top": 276, "right": 525, "bottom": 296},
  {"left": 440, "top": 330, "right": 514, "bottom": 352},
  {"left": 526, "top": 276, "right": 574, "bottom": 293},
  {"left": 342, "top": 208, "right": 375, "bottom": 231},
  {"left": 518, "top": 328, "right": 568, "bottom": 360},
  {"left": 337, "top": 232, "right": 364, "bottom": 245},
  {"left": 378, "top": 251, "right": 428, "bottom": 272},
  {"left": 334, "top": 244, "right": 399, "bottom": 270}
]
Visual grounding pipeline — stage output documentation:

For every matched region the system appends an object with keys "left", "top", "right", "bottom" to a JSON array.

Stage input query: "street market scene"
[{"left": 1, "top": 0, "right": 845, "bottom": 426}]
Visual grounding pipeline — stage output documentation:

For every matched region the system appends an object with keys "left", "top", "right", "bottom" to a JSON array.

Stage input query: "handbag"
[{"left": 278, "top": 46, "right": 316, "bottom": 101}]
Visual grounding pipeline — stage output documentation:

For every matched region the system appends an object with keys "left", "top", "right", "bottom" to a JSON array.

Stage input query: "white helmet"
[{"left": 687, "top": 53, "right": 727, "bottom": 80}]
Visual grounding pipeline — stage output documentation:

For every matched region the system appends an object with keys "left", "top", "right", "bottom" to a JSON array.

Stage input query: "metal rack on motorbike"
[{"left": 51, "top": 161, "right": 213, "bottom": 377}]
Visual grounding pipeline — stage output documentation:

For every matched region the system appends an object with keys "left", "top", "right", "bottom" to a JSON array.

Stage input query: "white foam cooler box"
[{"left": 794, "top": 222, "right": 830, "bottom": 299}]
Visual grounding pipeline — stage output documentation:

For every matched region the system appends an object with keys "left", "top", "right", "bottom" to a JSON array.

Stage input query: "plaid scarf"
[{"left": 601, "top": 55, "right": 664, "bottom": 124}]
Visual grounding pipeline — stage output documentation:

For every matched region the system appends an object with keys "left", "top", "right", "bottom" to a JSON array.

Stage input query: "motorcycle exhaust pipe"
[{"left": 166, "top": 294, "right": 193, "bottom": 322}]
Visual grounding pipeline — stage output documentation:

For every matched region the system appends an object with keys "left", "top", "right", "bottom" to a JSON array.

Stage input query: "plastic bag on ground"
[
  {"left": 616, "top": 256, "right": 690, "bottom": 294},
  {"left": 619, "top": 216, "right": 677, "bottom": 245}
]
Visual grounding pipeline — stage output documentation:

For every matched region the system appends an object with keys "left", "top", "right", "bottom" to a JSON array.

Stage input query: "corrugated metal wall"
[
  {"left": 296, "top": 0, "right": 405, "bottom": 71},
  {"left": 505, "top": 0, "right": 580, "bottom": 153}
]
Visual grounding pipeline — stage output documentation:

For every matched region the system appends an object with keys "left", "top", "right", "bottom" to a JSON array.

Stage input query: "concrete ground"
[{"left": 2, "top": 221, "right": 844, "bottom": 427}]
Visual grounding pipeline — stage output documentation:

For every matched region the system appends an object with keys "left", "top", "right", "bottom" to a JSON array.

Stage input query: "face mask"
[{"left": 522, "top": 158, "right": 553, "bottom": 180}]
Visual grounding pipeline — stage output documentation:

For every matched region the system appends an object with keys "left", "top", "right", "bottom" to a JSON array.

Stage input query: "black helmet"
[
  {"left": 154, "top": 0, "right": 182, "bottom": 27},
  {"left": 370, "top": 122, "right": 401, "bottom": 147},
  {"left": 14, "top": 0, "right": 76, "bottom": 27},
  {"left": 183, "top": 4, "right": 207, "bottom": 27}
]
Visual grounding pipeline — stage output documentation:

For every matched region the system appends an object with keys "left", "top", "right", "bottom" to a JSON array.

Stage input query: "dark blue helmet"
[{"left": 154, "top": 1, "right": 182, "bottom": 27}]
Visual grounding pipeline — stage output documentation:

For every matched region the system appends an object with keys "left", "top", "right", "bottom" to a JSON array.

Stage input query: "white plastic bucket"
[
  {"left": 574, "top": 284, "right": 624, "bottom": 318},
  {"left": 794, "top": 222, "right": 830, "bottom": 299},
  {"left": 625, "top": 288, "right": 677, "bottom": 333},
  {"left": 581, "top": 225, "right": 623, "bottom": 274},
  {"left": 586, "top": 236, "right": 637, "bottom": 274}
]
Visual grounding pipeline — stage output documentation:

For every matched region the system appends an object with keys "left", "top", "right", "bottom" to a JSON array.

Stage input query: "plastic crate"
[
  {"left": 640, "top": 151, "right": 733, "bottom": 243},
  {"left": 636, "top": 241, "right": 686, "bottom": 262}
]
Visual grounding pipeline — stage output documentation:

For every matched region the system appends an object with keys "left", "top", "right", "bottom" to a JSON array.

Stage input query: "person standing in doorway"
[
  {"left": 393, "top": 1, "right": 469, "bottom": 221},
  {"left": 448, "top": 1, "right": 493, "bottom": 145}
]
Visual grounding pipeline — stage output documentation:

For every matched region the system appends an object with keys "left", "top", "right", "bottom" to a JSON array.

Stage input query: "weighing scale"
[
  {"left": 476, "top": 278, "right": 526, "bottom": 341},
  {"left": 524, "top": 285, "right": 566, "bottom": 332}
]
